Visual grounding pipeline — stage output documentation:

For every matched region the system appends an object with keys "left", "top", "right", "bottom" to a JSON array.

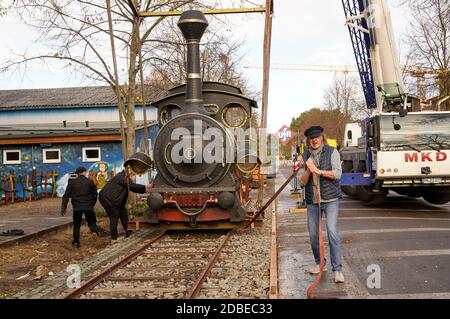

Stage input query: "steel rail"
[
  {"left": 186, "top": 230, "right": 232, "bottom": 299},
  {"left": 63, "top": 232, "right": 166, "bottom": 299}
]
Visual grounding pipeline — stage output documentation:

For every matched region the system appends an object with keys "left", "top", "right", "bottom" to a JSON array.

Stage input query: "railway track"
[{"left": 64, "top": 230, "right": 232, "bottom": 299}]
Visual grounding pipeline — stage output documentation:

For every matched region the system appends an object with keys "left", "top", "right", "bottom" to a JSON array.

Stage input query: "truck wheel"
[
  {"left": 366, "top": 194, "right": 387, "bottom": 206},
  {"left": 395, "top": 189, "right": 422, "bottom": 198},
  {"left": 404, "top": 190, "right": 422, "bottom": 199},
  {"left": 355, "top": 161, "right": 386, "bottom": 206},
  {"left": 423, "top": 193, "right": 450, "bottom": 205},
  {"left": 341, "top": 161, "right": 358, "bottom": 199},
  {"left": 356, "top": 186, "right": 386, "bottom": 206}
]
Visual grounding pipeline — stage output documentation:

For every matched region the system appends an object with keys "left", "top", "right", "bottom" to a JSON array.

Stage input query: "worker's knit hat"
[
  {"left": 75, "top": 166, "right": 87, "bottom": 174},
  {"left": 304, "top": 126, "right": 324, "bottom": 138}
]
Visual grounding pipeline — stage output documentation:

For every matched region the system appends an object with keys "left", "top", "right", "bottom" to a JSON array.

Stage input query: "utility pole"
[{"left": 260, "top": 0, "right": 274, "bottom": 129}]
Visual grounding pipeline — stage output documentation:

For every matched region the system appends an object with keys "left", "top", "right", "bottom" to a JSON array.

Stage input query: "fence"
[{"left": 0, "top": 170, "right": 58, "bottom": 205}]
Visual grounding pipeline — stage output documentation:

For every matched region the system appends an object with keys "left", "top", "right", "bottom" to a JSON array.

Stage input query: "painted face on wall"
[{"left": 95, "top": 162, "right": 109, "bottom": 189}]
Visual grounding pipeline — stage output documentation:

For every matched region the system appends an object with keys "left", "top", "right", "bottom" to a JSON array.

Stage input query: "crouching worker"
[
  {"left": 99, "top": 152, "right": 153, "bottom": 240},
  {"left": 61, "top": 166, "right": 102, "bottom": 248}
]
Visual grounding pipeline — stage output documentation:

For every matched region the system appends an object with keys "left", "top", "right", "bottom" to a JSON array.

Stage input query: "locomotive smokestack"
[{"left": 177, "top": 10, "right": 208, "bottom": 114}]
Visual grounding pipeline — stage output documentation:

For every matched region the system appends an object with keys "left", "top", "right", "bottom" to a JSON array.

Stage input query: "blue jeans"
[{"left": 307, "top": 200, "right": 342, "bottom": 272}]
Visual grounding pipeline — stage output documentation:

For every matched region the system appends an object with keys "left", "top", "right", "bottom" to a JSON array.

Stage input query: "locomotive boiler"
[{"left": 144, "top": 10, "right": 259, "bottom": 228}]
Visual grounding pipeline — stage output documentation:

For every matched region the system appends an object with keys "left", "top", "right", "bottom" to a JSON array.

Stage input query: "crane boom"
[
  {"left": 342, "top": 0, "right": 408, "bottom": 113},
  {"left": 341, "top": 0, "right": 377, "bottom": 109}
]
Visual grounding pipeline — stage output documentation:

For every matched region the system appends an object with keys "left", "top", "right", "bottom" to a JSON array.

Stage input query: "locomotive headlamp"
[
  {"left": 161, "top": 105, "right": 181, "bottom": 124},
  {"left": 236, "top": 140, "right": 260, "bottom": 174},
  {"left": 237, "top": 154, "right": 261, "bottom": 174},
  {"left": 124, "top": 152, "right": 153, "bottom": 175},
  {"left": 222, "top": 103, "right": 248, "bottom": 128}
]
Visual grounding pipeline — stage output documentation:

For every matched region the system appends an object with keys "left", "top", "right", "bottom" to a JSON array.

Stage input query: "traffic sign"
[{"left": 277, "top": 125, "right": 297, "bottom": 145}]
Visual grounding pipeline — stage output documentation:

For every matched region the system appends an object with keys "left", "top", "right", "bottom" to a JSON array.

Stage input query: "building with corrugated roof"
[{"left": 0, "top": 86, "right": 158, "bottom": 198}]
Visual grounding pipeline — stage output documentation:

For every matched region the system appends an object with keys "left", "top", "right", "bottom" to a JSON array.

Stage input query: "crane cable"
[{"left": 306, "top": 172, "right": 326, "bottom": 299}]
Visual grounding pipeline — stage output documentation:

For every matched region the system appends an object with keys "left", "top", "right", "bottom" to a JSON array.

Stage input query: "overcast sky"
[{"left": 0, "top": 0, "right": 410, "bottom": 134}]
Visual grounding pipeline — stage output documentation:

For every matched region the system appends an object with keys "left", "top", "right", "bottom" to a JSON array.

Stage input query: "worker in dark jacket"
[
  {"left": 99, "top": 169, "right": 152, "bottom": 240},
  {"left": 61, "top": 166, "right": 101, "bottom": 248}
]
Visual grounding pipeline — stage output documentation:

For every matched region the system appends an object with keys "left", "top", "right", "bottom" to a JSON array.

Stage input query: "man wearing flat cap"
[
  {"left": 299, "top": 126, "right": 344, "bottom": 283},
  {"left": 99, "top": 153, "right": 153, "bottom": 240},
  {"left": 61, "top": 166, "right": 101, "bottom": 248}
]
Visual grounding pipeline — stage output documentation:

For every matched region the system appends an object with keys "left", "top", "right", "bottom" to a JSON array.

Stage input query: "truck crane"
[{"left": 340, "top": 0, "right": 450, "bottom": 205}]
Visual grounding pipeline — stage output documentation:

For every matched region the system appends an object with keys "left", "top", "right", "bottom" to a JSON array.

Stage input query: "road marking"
[
  {"left": 369, "top": 292, "right": 450, "bottom": 299},
  {"left": 340, "top": 208, "right": 449, "bottom": 212},
  {"left": 341, "top": 227, "right": 450, "bottom": 235},
  {"left": 340, "top": 257, "right": 371, "bottom": 299},
  {"left": 289, "top": 227, "right": 450, "bottom": 237},
  {"left": 369, "top": 249, "right": 450, "bottom": 258}
]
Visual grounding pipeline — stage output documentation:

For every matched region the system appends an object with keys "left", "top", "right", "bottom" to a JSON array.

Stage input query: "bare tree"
[
  {"left": 280, "top": 107, "right": 353, "bottom": 158},
  {"left": 146, "top": 17, "right": 258, "bottom": 99},
  {"left": 1, "top": 0, "right": 260, "bottom": 157},
  {"left": 402, "top": 0, "right": 450, "bottom": 110},
  {"left": 323, "top": 73, "right": 370, "bottom": 120},
  {"left": 0, "top": 0, "right": 13, "bottom": 15}
]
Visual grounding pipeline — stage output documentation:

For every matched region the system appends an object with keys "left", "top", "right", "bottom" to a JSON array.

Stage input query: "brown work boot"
[
  {"left": 125, "top": 230, "right": 133, "bottom": 238},
  {"left": 92, "top": 232, "right": 102, "bottom": 247}
]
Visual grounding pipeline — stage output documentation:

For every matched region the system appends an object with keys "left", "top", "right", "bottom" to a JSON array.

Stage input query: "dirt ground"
[{"left": 0, "top": 198, "right": 117, "bottom": 299}]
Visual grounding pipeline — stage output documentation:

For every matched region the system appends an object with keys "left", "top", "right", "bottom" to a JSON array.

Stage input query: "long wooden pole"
[
  {"left": 137, "top": 16, "right": 150, "bottom": 154},
  {"left": 260, "top": 0, "right": 273, "bottom": 129},
  {"left": 140, "top": 7, "right": 265, "bottom": 17},
  {"left": 257, "top": 0, "right": 274, "bottom": 211},
  {"left": 106, "top": 0, "right": 128, "bottom": 159}
]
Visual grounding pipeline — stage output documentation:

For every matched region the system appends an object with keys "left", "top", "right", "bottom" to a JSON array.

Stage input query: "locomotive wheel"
[
  {"left": 341, "top": 161, "right": 358, "bottom": 199},
  {"left": 423, "top": 192, "right": 450, "bottom": 205}
]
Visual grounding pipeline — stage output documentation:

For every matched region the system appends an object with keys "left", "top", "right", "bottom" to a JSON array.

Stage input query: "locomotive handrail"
[{"left": 167, "top": 198, "right": 216, "bottom": 217}]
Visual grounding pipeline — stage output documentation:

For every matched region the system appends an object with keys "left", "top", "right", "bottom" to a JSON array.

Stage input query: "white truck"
[{"left": 340, "top": 0, "right": 450, "bottom": 205}]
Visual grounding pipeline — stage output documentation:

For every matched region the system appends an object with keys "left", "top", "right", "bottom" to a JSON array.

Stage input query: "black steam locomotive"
[{"left": 144, "top": 10, "right": 259, "bottom": 228}]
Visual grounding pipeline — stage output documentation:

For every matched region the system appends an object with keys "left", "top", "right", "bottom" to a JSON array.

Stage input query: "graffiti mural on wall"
[
  {"left": 55, "top": 160, "right": 123, "bottom": 197},
  {"left": 1, "top": 142, "right": 124, "bottom": 198},
  {"left": 95, "top": 162, "right": 109, "bottom": 189},
  {"left": 1, "top": 126, "right": 159, "bottom": 199}
]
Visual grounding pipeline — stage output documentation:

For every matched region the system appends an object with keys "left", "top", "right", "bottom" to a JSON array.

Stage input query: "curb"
[{"left": 0, "top": 221, "right": 73, "bottom": 249}]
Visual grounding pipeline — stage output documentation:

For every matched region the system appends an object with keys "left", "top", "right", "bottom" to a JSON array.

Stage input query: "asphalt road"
[
  {"left": 275, "top": 166, "right": 450, "bottom": 299},
  {"left": 340, "top": 195, "right": 450, "bottom": 298}
]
